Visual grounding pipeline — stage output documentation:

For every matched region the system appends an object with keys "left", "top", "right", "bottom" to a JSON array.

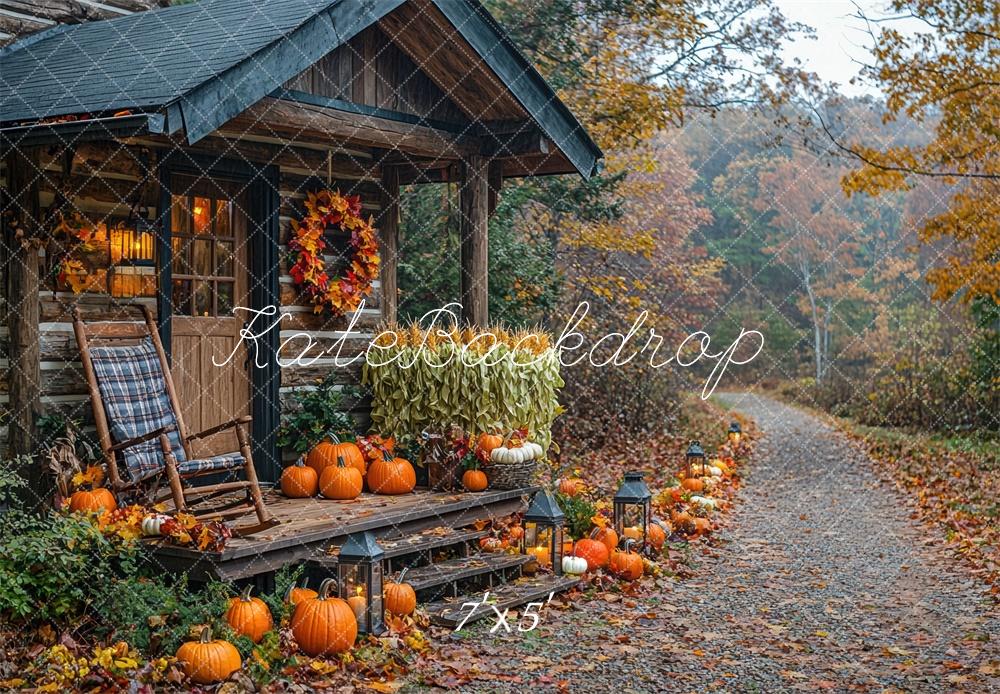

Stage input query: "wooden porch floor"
[{"left": 149, "top": 486, "right": 534, "bottom": 581}]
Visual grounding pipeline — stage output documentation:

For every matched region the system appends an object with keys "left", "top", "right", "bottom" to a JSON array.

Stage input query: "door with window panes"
[{"left": 169, "top": 175, "right": 249, "bottom": 457}]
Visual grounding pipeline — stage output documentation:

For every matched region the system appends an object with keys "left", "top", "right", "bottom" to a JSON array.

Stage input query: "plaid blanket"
[{"left": 89, "top": 338, "right": 248, "bottom": 482}]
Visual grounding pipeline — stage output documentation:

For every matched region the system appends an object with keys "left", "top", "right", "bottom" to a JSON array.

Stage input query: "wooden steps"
[
  {"left": 404, "top": 553, "right": 531, "bottom": 597},
  {"left": 424, "top": 574, "right": 581, "bottom": 628}
]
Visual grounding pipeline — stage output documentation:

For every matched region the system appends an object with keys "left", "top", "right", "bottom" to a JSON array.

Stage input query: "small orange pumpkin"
[
  {"left": 366, "top": 451, "right": 416, "bottom": 495},
  {"left": 693, "top": 517, "right": 712, "bottom": 536},
  {"left": 285, "top": 580, "right": 319, "bottom": 606},
  {"left": 280, "top": 457, "right": 319, "bottom": 498},
  {"left": 681, "top": 477, "right": 705, "bottom": 492},
  {"left": 557, "top": 478, "right": 583, "bottom": 497},
  {"left": 647, "top": 518, "right": 668, "bottom": 550},
  {"left": 476, "top": 432, "right": 503, "bottom": 457},
  {"left": 69, "top": 487, "right": 117, "bottom": 513},
  {"left": 590, "top": 526, "right": 618, "bottom": 554},
  {"left": 671, "top": 510, "right": 695, "bottom": 533},
  {"left": 384, "top": 568, "right": 417, "bottom": 617},
  {"left": 291, "top": 578, "right": 358, "bottom": 656},
  {"left": 609, "top": 540, "right": 643, "bottom": 581},
  {"left": 307, "top": 434, "right": 365, "bottom": 477},
  {"left": 461, "top": 468, "right": 488, "bottom": 492},
  {"left": 176, "top": 627, "right": 241, "bottom": 685},
  {"left": 573, "top": 537, "right": 609, "bottom": 571},
  {"left": 225, "top": 586, "right": 273, "bottom": 643},
  {"left": 320, "top": 455, "right": 363, "bottom": 500}
]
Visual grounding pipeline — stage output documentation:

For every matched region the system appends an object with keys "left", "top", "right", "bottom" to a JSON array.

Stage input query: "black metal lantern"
[
  {"left": 521, "top": 490, "right": 566, "bottom": 575},
  {"left": 613, "top": 472, "right": 652, "bottom": 547},
  {"left": 337, "top": 531, "right": 385, "bottom": 635},
  {"left": 685, "top": 440, "right": 706, "bottom": 479},
  {"left": 728, "top": 421, "right": 742, "bottom": 446}
]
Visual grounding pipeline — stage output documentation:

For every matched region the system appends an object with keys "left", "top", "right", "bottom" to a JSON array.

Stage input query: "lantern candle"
[
  {"left": 530, "top": 545, "right": 551, "bottom": 567},
  {"left": 623, "top": 525, "right": 643, "bottom": 541},
  {"left": 347, "top": 586, "right": 366, "bottom": 621},
  {"left": 728, "top": 421, "right": 742, "bottom": 446}
]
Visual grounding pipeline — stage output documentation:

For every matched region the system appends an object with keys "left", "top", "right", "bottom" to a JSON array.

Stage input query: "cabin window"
[
  {"left": 170, "top": 193, "right": 237, "bottom": 317},
  {"left": 51, "top": 217, "right": 157, "bottom": 297}
]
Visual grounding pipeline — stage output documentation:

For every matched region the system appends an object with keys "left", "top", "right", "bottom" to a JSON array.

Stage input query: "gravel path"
[{"left": 432, "top": 394, "right": 1000, "bottom": 693}]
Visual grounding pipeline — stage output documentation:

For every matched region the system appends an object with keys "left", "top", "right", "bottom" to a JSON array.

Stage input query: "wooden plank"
[
  {"left": 403, "top": 553, "right": 531, "bottom": 592},
  {"left": 425, "top": 574, "right": 581, "bottom": 628},
  {"left": 0, "top": 0, "right": 112, "bottom": 24},
  {"left": 459, "top": 155, "right": 489, "bottom": 325}
]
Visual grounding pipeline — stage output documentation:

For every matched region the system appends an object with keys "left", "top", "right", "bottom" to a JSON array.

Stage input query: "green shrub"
[
  {"left": 277, "top": 374, "right": 358, "bottom": 454},
  {"left": 555, "top": 493, "right": 596, "bottom": 541}
]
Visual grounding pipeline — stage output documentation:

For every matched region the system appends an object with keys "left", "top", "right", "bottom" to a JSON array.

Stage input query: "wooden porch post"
[
  {"left": 3, "top": 147, "right": 44, "bottom": 494},
  {"left": 380, "top": 166, "right": 400, "bottom": 325},
  {"left": 459, "top": 155, "right": 489, "bottom": 326}
]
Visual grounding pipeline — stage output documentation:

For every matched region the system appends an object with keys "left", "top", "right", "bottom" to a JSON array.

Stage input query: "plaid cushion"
[
  {"left": 177, "top": 453, "right": 245, "bottom": 477},
  {"left": 89, "top": 337, "right": 187, "bottom": 481}
]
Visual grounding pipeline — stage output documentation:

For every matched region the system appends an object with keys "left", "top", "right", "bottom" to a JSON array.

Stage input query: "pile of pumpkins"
[
  {"left": 280, "top": 435, "right": 416, "bottom": 500},
  {"left": 177, "top": 572, "right": 418, "bottom": 685},
  {"left": 561, "top": 522, "right": 668, "bottom": 581}
]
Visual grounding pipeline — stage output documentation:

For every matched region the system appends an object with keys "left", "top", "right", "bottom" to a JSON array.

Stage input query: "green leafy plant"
[
  {"left": 0, "top": 456, "right": 29, "bottom": 508},
  {"left": 555, "top": 492, "right": 596, "bottom": 541},
  {"left": 277, "top": 375, "right": 358, "bottom": 454}
]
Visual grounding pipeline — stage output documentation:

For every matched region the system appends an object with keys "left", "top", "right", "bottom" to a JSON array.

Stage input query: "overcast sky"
[{"left": 773, "top": 0, "right": 923, "bottom": 97}]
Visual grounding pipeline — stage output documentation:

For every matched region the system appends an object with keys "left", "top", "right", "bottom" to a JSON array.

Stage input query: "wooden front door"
[{"left": 168, "top": 175, "right": 250, "bottom": 456}]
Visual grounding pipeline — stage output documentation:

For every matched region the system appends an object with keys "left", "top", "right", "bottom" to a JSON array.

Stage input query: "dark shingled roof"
[{"left": 0, "top": 0, "right": 602, "bottom": 177}]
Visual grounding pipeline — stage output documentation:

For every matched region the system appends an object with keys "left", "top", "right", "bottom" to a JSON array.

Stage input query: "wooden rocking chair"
[{"left": 72, "top": 304, "right": 276, "bottom": 534}]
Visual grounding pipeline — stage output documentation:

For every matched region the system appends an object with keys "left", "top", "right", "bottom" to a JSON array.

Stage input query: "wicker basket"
[{"left": 482, "top": 458, "right": 538, "bottom": 490}]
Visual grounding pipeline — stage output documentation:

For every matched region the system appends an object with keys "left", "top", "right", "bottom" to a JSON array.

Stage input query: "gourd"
[
  {"left": 320, "top": 455, "right": 363, "bottom": 500},
  {"left": 480, "top": 537, "right": 503, "bottom": 552},
  {"left": 561, "top": 554, "right": 587, "bottom": 575},
  {"left": 291, "top": 578, "right": 358, "bottom": 656},
  {"left": 384, "top": 569, "right": 417, "bottom": 617},
  {"left": 307, "top": 434, "right": 365, "bottom": 477},
  {"left": 367, "top": 451, "right": 416, "bottom": 495},
  {"left": 461, "top": 468, "right": 488, "bottom": 492},
  {"left": 573, "top": 535, "right": 609, "bottom": 570},
  {"left": 69, "top": 488, "right": 117, "bottom": 513},
  {"left": 140, "top": 513, "right": 170, "bottom": 536},
  {"left": 490, "top": 435, "right": 543, "bottom": 465},
  {"left": 281, "top": 457, "right": 319, "bottom": 498},
  {"left": 609, "top": 540, "right": 643, "bottom": 581},
  {"left": 175, "top": 627, "right": 241, "bottom": 685},
  {"left": 689, "top": 495, "right": 717, "bottom": 511},
  {"left": 225, "top": 586, "right": 273, "bottom": 643},
  {"left": 285, "top": 580, "right": 319, "bottom": 606}
]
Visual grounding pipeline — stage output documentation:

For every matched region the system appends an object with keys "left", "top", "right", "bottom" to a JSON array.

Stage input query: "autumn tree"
[{"left": 832, "top": 0, "right": 999, "bottom": 303}]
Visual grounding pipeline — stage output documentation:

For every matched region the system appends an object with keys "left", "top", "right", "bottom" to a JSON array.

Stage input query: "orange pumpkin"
[
  {"left": 367, "top": 452, "right": 416, "bottom": 495},
  {"left": 69, "top": 487, "right": 117, "bottom": 513},
  {"left": 681, "top": 477, "right": 705, "bottom": 492},
  {"left": 176, "top": 627, "right": 241, "bottom": 685},
  {"left": 693, "top": 517, "right": 712, "bottom": 536},
  {"left": 461, "top": 469, "right": 488, "bottom": 492},
  {"left": 280, "top": 457, "right": 318, "bottom": 498},
  {"left": 573, "top": 537, "right": 609, "bottom": 571},
  {"left": 671, "top": 510, "right": 695, "bottom": 533},
  {"left": 384, "top": 569, "right": 417, "bottom": 617},
  {"left": 590, "top": 526, "right": 618, "bottom": 554},
  {"left": 307, "top": 434, "right": 365, "bottom": 477},
  {"left": 320, "top": 455, "right": 363, "bottom": 500},
  {"left": 225, "top": 586, "right": 273, "bottom": 643},
  {"left": 609, "top": 541, "right": 643, "bottom": 581},
  {"left": 285, "top": 580, "right": 319, "bottom": 606},
  {"left": 476, "top": 432, "right": 503, "bottom": 457},
  {"left": 558, "top": 478, "right": 583, "bottom": 497},
  {"left": 647, "top": 519, "right": 668, "bottom": 550},
  {"left": 291, "top": 578, "right": 358, "bottom": 656}
]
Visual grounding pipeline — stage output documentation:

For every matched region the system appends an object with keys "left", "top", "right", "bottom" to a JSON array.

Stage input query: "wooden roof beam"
[{"left": 228, "top": 97, "right": 481, "bottom": 161}]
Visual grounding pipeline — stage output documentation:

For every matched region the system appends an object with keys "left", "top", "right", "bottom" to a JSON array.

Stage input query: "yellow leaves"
[
  {"left": 59, "top": 259, "right": 89, "bottom": 293},
  {"left": 71, "top": 465, "right": 104, "bottom": 490}
]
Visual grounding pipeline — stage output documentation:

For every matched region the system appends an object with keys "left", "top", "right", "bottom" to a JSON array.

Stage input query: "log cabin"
[{"left": 0, "top": 1, "right": 601, "bottom": 601}]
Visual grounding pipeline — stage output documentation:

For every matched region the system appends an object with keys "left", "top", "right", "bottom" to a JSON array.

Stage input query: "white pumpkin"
[
  {"left": 141, "top": 513, "right": 170, "bottom": 536},
  {"left": 707, "top": 465, "right": 724, "bottom": 477},
  {"left": 689, "top": 495, "right": 717, "bottom": 511},
  {"left": 491, "top": 443, "right": 541, "bottom": 465},
  {"left": 562, "top": 555, "right": 587, "bottom": 575},
  {"left": 527, "top": 442, "right": 544, "bottom": 459}
]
